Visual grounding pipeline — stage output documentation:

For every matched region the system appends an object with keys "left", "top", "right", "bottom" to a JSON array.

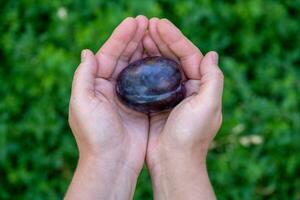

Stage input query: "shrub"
[{"left": 0, "top": 0, "right": 299, "bottom": 199}]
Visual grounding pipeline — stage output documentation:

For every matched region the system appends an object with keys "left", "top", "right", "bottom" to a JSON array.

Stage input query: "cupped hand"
[
  {"left": 143, "top": 18, "right": 223, "bottom": 197},
  {"left": 67, "top": 15, "right": 223, "bottom": 199},
  {"left": 68, "top": 16, "right": 149, "bottom": 176}
]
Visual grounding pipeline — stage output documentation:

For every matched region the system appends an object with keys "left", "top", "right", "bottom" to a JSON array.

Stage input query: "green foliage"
[{"left": 1, "top": 0, "right": 300, "bottom": 199}]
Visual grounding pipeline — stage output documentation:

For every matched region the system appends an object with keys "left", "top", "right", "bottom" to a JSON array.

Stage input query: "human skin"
[
  {"left": 65, "top": 16, "right": 223, "bottom": 200},
  {"left": 65, "top": 16, "right": 150, "bottom": 200},
  {"left": 143, "top": 18, "right": 223, "bottom": 200}
]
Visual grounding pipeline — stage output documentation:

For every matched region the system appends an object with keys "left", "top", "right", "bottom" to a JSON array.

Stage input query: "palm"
[
  {"left": 147, "top": 79, "right": 204, "bottom": 167},
  {"left": 149, "top": 78, "right": 201, "bottom": 131},
  {"left": 93, "top": 69, "right": 148, "bottom": 137},
  {"left": 90, "top": 59, "right": 149, "bottom": 171},
  {"left": 91, "top": 16, "right": 151, "bottom": 172}
]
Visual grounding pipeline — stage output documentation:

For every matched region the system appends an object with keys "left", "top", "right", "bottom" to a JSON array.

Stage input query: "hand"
[
  {"left": 143, "top": 18, "right": 224, "bottom": 199},
  {"left": 65, "top": 16, "right": 149, "bottom": 200}
]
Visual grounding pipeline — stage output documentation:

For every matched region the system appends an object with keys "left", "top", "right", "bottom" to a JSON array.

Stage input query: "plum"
[{"left": 116, "top": 56, "right": 186, "bottom": 113}]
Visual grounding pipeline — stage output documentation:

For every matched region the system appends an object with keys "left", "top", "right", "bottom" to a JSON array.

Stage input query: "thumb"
[
  {"left": 71, "top": 49, "right": 98, "bottom": 99},
  {"left": 194, "top": 51, "right": 224, "bottom": 105}
]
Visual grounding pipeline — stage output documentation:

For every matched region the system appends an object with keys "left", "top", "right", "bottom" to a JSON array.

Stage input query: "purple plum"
[{"left": 116, "top": 56, "right": 186, "bottom": 113}]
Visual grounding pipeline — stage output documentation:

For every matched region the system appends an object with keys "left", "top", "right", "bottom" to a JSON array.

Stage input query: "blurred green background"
[{"left": 1, "top": 0, "right": 300, "bottom": 199}]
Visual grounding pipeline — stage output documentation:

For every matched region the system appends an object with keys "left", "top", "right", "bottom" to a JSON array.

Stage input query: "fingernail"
[
  {"left": 210, "top": 51, "right": 219, "bottom": 65},
  {"left": 136, "top": 14, "right": 146, "bottom": 19},
  {"left": 81, "top": 49, "right": 88, "bottom": 62}
]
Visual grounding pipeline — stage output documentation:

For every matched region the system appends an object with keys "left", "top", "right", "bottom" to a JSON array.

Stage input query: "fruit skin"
[{"left": 116, "top": 56, "right": 186, "bottom": 113}]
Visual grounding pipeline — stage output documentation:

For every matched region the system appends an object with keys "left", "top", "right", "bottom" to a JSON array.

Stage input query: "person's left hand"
[{"left": 66, "top": 16, "right": 149, "bottom": 200}]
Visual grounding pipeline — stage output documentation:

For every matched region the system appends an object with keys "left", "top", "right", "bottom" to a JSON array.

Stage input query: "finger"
[
  {"left": 120, "top": 15, "right": 148, "bottom": 62},
  {"left": 157, "top": 19, "right": 203, "bottom": 79},
  {"left": 143, "top": 31, "right": 161, "bottom": 56},
  {"left": 143, "top": 29, "right": 187, "bottom": 81},
  {"left": 111, "top": 16, "right": 148, "bottom": 79},
  {"left": 149, "top": 18, "right": 178, "bottom": 61},
  {"left": 96, "top": 17, "right": 137, "bottom": 78},
  {"left": 72, "top": 49, "right": 98, "bottom": 99},
  {"left": 195, "top": 51, "right": 224, "bottom": 104},
  {"left": 129, "top": 42, "right": 144, "bottom": 63}
]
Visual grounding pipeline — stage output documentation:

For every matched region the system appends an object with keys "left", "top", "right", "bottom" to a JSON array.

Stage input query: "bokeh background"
[{"left": 1, "top": 0, "right": 300, "bottom": 199}]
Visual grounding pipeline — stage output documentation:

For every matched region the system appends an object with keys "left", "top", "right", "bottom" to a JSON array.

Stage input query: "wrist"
[
  {"left": 70, "top": 153, "right": 139, "bottom": 200},
  {"left": 149, "top": 152, "right": 208, "bottom": 184},
  {"left": 148, "top": 145, "right": 208, "bottom": 177},
  {"left": 148, "top": 150, "right": 215, "bottom": 200},
  {"left": 78, "top": 152, "right": 140, "bottom": 182}
]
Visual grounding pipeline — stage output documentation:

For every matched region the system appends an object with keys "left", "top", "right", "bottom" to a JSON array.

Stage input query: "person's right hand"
[{"left": 143, "top": 18, "right": 224, "bottom": 200}]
